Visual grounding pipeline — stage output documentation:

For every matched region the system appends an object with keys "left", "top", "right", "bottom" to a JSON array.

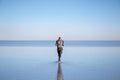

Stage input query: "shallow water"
[{"left": 0, "top": 46, "right": 120, "bottom": 80}]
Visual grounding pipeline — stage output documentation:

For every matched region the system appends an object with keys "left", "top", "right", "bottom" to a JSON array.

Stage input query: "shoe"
[{"left": 58, "top": 60, "right": 61, "bottom": 63}]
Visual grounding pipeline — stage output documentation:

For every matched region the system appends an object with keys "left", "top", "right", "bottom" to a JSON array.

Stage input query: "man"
[{"left": 56, "top": 37, "right": 64, "bottom": 61}]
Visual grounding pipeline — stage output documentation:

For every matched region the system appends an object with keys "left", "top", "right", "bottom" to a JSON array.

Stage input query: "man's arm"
[
  {"left": 62, "top": 40, "right": 64, "bottom": 46},
  {"left": 55, "top": 40, "right": 57, "bottom": 46}
]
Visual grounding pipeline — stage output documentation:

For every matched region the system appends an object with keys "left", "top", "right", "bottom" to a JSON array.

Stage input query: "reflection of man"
[
  {"left": 55, "top": 37, "right": 64, "bottom": 61},
  {"left": 57, "top": 63, "right": 64, "bottom": 80}
]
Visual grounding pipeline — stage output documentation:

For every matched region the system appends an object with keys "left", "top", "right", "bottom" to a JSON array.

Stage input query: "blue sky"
[{"left": 0, "top": 0, "right": 120, "bottom": 40}]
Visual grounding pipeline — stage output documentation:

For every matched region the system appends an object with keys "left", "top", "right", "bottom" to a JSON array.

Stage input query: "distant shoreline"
[{"left": 0, "top": 40, "right": 120, "bottom": 47}]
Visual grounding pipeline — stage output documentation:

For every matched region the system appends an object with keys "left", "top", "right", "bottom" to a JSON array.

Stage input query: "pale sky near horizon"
[{"left": 0, "top": 0, "right": 120, "bottom": 40}]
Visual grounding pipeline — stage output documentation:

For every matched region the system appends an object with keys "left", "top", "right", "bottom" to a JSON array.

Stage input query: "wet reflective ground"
[{"left": 0, "top": 47, "right": 120, "bottom": 80}]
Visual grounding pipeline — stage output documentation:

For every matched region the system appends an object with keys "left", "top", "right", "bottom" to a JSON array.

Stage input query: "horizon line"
[{"left": 0, "top": 40, "right": 120, "bottom": 41}]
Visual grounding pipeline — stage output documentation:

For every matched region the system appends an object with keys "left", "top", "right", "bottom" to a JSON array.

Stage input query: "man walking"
[{"left": 56, "top": 37, "right": 64, "bottom": 61}]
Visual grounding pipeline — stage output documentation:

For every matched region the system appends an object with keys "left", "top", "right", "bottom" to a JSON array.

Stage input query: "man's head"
[{"left": 58, "top": 37, "right": 61, "bottom": 40}]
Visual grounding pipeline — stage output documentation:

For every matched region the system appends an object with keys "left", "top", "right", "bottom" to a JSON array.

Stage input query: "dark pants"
[{"left": 57, "top": 47, "right": 63, "bottom": 61}]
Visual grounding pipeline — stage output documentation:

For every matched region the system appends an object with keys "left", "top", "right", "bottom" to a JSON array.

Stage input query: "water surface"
[{"left": 0, "top": 41, "right": 120, "bottom": 80}]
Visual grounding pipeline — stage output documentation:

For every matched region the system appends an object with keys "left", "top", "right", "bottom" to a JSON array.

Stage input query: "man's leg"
[
  {"left": 57, "top": 48, "right": 60, "bottom": 61},
  {"left": 58, "top": 53, "right": 61, "bottom": 61},
  {"left": 59, "top": 47, "right": 63, "bottom": 61},
  {"left": 57, "top": 47, "right": 63, "bottom": 61}
]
